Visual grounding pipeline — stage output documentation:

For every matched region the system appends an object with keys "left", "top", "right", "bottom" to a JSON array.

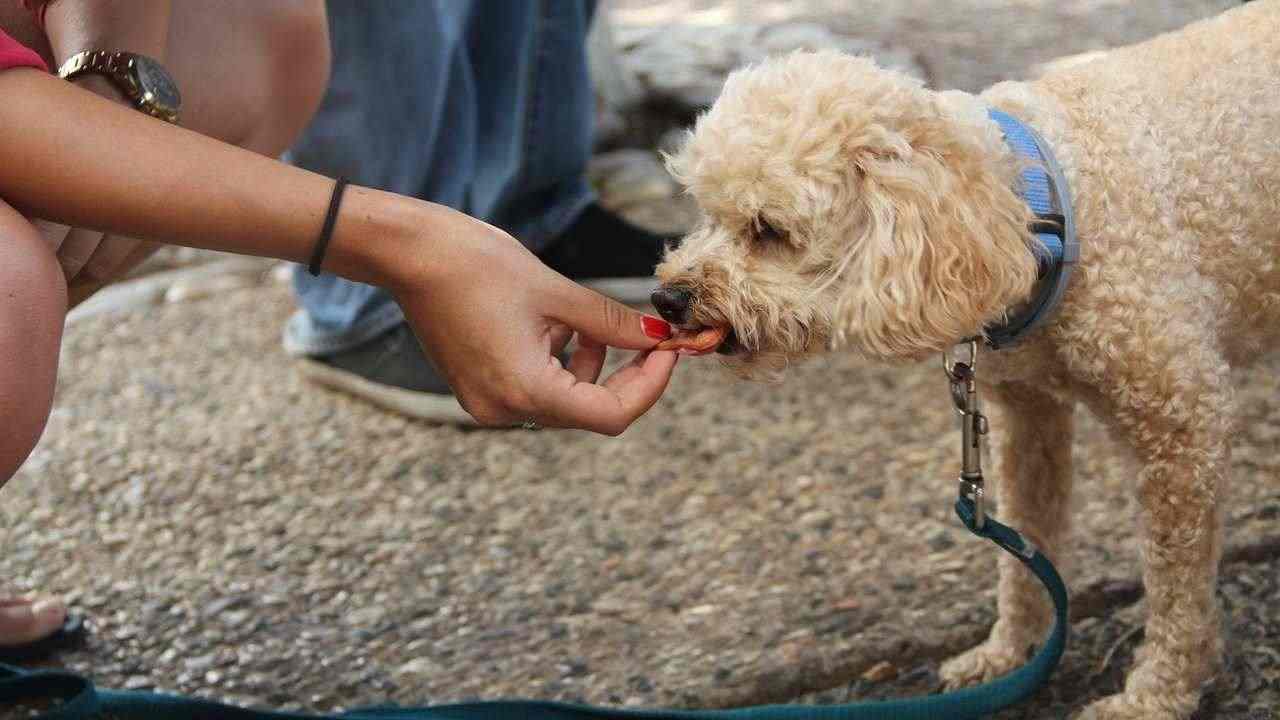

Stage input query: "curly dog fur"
[{"left": 654, "top": 3, "right": 1280, "bottom": 717}]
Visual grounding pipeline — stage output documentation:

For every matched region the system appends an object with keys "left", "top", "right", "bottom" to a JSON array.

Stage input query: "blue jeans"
[{"left": 285, "top": 0, "right": 597, "bottom": 356}]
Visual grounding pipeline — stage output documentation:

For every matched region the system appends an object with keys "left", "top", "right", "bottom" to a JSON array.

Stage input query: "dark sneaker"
[
  {"left": 540, "top": 202, "right": 675, "bottom": 303},
  {"left": 296, "top": 324, "right": 477, "bottom": 424}
]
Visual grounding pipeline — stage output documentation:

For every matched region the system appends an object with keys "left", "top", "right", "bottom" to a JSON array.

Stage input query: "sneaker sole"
[
  {"left": 580, "top": 276, "right": 659, "bottom": 305},
  {"left": 296, "top": 357, "right": 480, "bottom": 426}
]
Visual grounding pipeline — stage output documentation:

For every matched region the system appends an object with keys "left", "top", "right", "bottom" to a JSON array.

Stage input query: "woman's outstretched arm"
[{"left": 0, "top": 68, "right": 678, "bottom": 433}]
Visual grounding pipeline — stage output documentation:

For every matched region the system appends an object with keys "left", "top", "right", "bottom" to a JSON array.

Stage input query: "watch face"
[{"left": 133, "top": 56, "right": 182, "bottom": 114}]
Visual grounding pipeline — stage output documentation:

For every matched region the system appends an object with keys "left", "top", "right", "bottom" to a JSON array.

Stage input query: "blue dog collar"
[{"left": 981, "top": 108, "right": 1078, "bottom": 349}]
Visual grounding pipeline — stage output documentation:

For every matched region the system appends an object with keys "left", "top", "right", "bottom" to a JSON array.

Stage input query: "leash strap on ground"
[{"left": 0, "top": 497, "right": 1066, "bottom": 720}]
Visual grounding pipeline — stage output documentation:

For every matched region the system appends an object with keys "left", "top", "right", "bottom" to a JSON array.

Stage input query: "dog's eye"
[{"left": 754, "top": 217, "right": 787, "bottom": 244}]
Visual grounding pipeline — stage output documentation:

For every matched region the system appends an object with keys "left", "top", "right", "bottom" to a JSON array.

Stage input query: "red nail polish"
[{"left": 642, "top": 315, "right": 673, "bottom": 340}]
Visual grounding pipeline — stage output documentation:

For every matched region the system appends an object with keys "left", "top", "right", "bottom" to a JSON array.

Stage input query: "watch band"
[
  {"left": 57, "top": 50, "right": 180, "bottom": 124},
  {"left": 59, "top": 50, "right": 129, "bottom": 83}
]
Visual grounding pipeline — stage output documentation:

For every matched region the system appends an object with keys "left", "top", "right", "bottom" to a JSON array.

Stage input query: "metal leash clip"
[{"left": 943, "top": 340, "right": 988, "bottom": 529}]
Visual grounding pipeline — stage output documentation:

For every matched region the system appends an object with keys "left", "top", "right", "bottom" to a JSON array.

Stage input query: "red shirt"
[{"left": 0, "top": 28, "right": 46, "bottom": 73}]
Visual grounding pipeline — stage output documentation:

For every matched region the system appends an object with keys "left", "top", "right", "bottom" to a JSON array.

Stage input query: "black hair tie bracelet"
[{"left": 307, "top": 177, "right": 349, "bottom": 276}]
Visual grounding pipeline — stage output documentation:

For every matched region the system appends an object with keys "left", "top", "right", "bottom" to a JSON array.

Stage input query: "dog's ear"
[{"left": 830, "top": 134, "right": 1040, "bottom": 360}]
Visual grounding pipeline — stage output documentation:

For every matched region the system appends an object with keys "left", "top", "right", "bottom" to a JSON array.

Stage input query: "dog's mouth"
[
  {"left": 714, "top": 327, "right": 741, "bottom": 355},
  {"left": 656, "top": 324, "right": 738, "bottom": 355}
]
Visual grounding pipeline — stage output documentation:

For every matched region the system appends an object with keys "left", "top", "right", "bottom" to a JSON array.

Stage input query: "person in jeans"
[{"left": 286, "top": 1, "right": 672, "bottom": 423}]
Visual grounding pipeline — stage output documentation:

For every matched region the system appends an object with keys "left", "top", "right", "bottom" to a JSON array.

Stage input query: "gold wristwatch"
[{"left": 57, "top": 50, "right": 182, "bottom": 124}]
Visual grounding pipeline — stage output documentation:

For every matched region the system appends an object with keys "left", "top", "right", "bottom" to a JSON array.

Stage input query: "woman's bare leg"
[{"left": 0, "top": 198, "right": 70, "bottom": 646}]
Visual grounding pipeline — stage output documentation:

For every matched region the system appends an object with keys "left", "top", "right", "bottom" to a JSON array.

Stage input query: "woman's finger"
[
  {"left": 531, "top": 350, "right": 678, "bottom": 435},
  {"left": 566, "top": 335, "right": 607, "bottom": 385},
  {"left": 30, "top": 220, "right": 71, "bottom": 253},
  {"left": 79, "top": 235, "right": 142, "bottom": 284},
  {"left": 55, "top": 227, "right": 104, "bottom": 282},
  {"left": 547, "top": 324, "right": 574, "bottom": 363}
]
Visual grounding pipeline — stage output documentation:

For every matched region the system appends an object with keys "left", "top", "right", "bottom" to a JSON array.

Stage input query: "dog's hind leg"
[{"left": 940, "top": 383, "right": 1075, "bottom": 687}]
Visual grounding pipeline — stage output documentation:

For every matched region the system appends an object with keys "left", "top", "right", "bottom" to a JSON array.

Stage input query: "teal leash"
[{"left": 0, "top": 345, "right": 1068, "bottom": 720}]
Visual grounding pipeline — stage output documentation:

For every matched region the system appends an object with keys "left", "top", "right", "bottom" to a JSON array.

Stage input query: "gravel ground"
[
  {"left": 4, "top": 1, "right": 1278, "bottom": 719},
  {"left": 5, "top": 282, "right": 1279, "bottom": 718},
  {"left": 797, "top": 558, "right": 1280, "bottom": 720}
]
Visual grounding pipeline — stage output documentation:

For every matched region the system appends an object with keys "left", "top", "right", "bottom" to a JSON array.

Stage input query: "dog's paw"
[
  {"left": 1074, "top": 693, "right": 1188, "bottom": 720},
  {"left": 938, "top": 641, "right": 1027, "bottom": 689}
]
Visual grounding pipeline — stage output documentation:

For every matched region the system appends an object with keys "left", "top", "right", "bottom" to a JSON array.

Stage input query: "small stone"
[
  {"left": 345, "top": 606, "right": 387, "bottom": 628},
  {"left": 928, "top": 529, "right": 955, "bottom": 551},
  {"left": 861, "top": 661, "right": 898, "bottom": 683},
  {"left": 221, "top": 609, "right": 254, "bottom": 628},
  {"left": 123, "top": 675, "right": 154, "bottom": 691},
  {"left": 627, "top": 675, "right": 654, "bottom": 693},
  {"left": 165, "top": 273, "right": 256, "bottom": 304},
  {"left": 800, "top": 509, "right": 833, "bottom": 529},
  {"left": 394, "top": 658, "right": 439, "bottom": 678},
  {"left": 593, "top": 597, "right": 642, "bottom": 616},
  {"left": 184, "top": 653, "right": 218, "bottom": 672},
  {"left": 203, "top": 596, "right": 247, "bottom": 618}
]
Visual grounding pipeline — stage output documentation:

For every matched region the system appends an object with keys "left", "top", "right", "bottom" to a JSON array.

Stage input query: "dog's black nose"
[{"left": 650, "top": 286, "right": 693, "bottom": 324}]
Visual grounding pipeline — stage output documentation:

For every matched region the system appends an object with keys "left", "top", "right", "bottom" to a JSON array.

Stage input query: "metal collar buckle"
[{"left": 943, "top": 340, "right": 989, "bottom": 529}]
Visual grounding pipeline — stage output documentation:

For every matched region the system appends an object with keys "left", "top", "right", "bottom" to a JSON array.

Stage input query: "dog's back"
[{"left": 1034, "top": 0, "right": 1280, "bottom": 361}]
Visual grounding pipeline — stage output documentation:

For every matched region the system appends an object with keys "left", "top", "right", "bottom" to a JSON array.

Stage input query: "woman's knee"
[
  {"left": 256, "top": 0, "right": 331, "bottom": 154},
  {"left": 0, "top": 205, "right": 66, "bottom": 483},
  {"left": 169, "top": 0, "right": 330, "bottom": 156}
]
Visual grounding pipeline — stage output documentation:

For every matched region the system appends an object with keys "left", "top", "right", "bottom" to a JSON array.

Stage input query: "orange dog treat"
[{"left": 656, "top": 325, "right": 729, "bottom": 354}]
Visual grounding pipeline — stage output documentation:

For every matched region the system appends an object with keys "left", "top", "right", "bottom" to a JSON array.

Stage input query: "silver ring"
[{"left": 521, "top": 420, "right": 541, "bottom": 431}]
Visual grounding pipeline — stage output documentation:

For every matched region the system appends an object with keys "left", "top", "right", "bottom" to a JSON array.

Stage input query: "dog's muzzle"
[
  {"left": 649, "top": 285, "right": 693, "bottom": 325},
  {"left": 649, "top": 284, "right": 740, "bottom": 355}
]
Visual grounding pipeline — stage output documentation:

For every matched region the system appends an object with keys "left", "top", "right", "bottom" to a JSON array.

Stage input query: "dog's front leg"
[
  {"left": 940, "top": 383, "right": 1075, "bottom": 687},
  {"left": 1076, "top": 367, "right": 1231, "bottom": 719}
]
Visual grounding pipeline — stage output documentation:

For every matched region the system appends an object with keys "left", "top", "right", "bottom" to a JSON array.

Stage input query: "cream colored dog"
[{"left": 652, "top": 3, "right": 1280, "bottom": 718}]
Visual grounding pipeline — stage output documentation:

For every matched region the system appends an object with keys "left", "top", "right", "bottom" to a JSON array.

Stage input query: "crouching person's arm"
[{"left": 0, "top": 68, "right": 678, "bottom": 437}]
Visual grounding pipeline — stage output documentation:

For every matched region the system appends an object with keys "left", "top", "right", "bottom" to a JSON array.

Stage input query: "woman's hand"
[
  {"left": 385, "top": 203, "right": 678, "bottom": 434},
  {"left": 34, "top": 216, "right": 157, "bottom": 307}
]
